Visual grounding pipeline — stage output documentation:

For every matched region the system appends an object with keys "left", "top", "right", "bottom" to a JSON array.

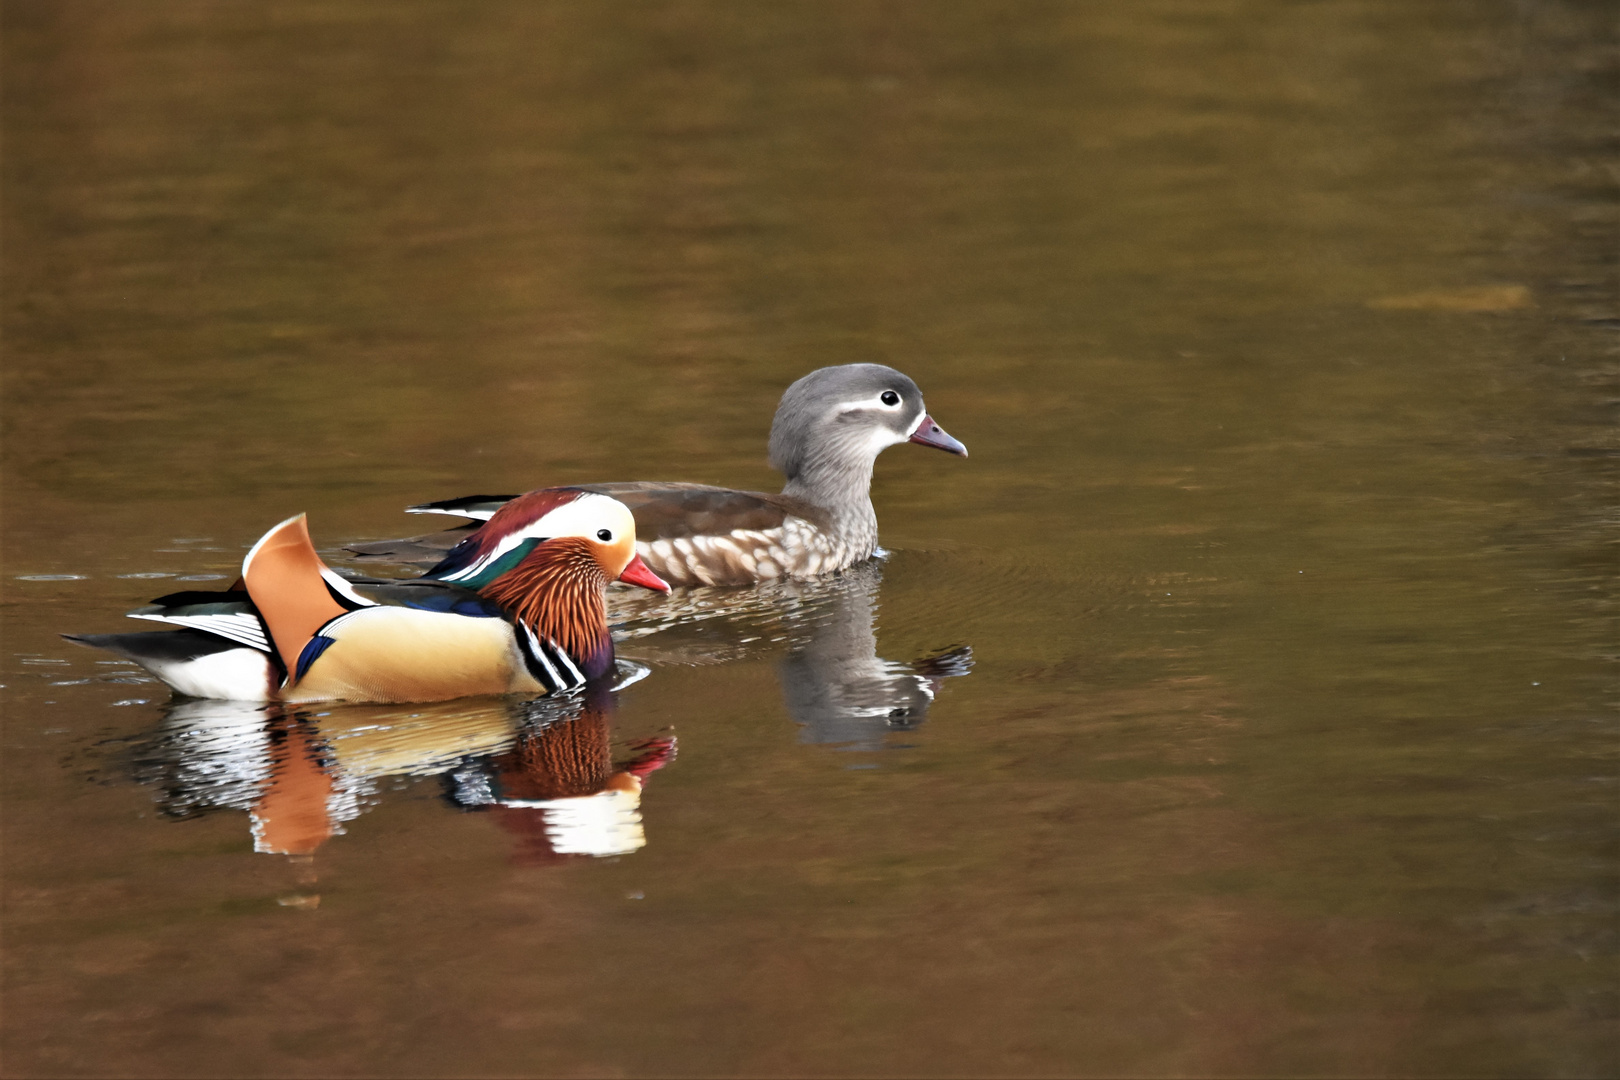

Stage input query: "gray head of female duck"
[{"left": 768, "top": 364, "right": 967, "bottom": 528}]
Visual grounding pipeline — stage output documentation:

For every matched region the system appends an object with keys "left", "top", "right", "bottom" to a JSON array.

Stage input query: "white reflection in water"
[{"left": 488, "top": 789, "right": 646, "bottom": 858}]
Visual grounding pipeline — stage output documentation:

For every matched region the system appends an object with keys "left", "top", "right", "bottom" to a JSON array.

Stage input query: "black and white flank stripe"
[{"left": 516, "top": 624, "right": 587, "bottom": 694}]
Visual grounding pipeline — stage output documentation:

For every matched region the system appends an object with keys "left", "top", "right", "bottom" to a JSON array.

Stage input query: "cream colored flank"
[{"left": 283, "top": 607, "right": 544, "bottom": 704}]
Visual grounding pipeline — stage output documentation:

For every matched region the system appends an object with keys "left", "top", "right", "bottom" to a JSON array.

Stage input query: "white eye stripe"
[
  {"left": 832, "top": 391, "right": 912, "bottom": 415},
  {"left": 452, "top": 494, "right": 635, "bottom": 581}
]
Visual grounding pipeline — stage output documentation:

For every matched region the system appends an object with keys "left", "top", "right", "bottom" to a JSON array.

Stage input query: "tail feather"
[
  {"left": 62, "top": 629, "right": 276, "bottom": 700},
  {"left": 63, "top": 628, "right": 244, "bottom": 664},
  {"left": 405, "top": 495, "right": 515, "bottom": 520},
  {"left": 124, "top": 590, "right": 270, "bottom": 652}
]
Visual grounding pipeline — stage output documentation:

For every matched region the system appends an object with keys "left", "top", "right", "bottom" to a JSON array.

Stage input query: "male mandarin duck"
[
  {"left": 348, "top": 364, "right": 967, "bottom": 587},
  {"left": 65, "top": 488, "right": 670, "bottom": 704}
]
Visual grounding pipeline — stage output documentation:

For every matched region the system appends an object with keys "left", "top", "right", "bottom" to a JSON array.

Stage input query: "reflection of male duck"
[
  {"left": 128, "top": 677, "right": 670, "bottom": 881},
  {"left": 445, "top": 691, "right": 675, "bottom": 864},
  {"left": 251, "top": 712, "right": 339, "bottom": 857}
]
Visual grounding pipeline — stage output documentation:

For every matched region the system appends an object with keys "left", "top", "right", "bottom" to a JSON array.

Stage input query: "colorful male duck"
[
  {"left": 349, "top": 364, "right": 967, "bottom": 586},
  {"left": 66, "top": 488, "right": 670, "bottom": 704}
]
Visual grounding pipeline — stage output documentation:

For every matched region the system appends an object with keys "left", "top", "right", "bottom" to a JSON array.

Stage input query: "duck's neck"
[
  {"left": 481, "top": 539, "right": 614, "bottom": 680},
  {"left": 781, "top": 454, "right": 879, "bottom": 548}
]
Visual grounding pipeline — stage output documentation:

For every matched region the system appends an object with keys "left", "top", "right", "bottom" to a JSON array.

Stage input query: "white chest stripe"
[
  {"left": 319, "top": 568, "right": 378, "bottom": 607},
  {"left": 523, "top": 625, "right": 562, "bottom": 688},
  {"left": 517, "top": 625, "right": 587, "bottom": 694},
  {"left": 551, "top": 644, "right": 585, "bottom": 685}
]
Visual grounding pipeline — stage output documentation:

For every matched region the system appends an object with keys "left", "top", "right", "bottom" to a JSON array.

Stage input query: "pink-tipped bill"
[
  {"left": 908, "top": 414, "right": 968, "bottom": 457},
  {"left": 618, "top": 553, "right": 672, "bottom": 593}
]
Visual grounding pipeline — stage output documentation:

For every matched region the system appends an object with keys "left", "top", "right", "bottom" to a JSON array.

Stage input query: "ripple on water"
[{"left": 14, "top": 574, "right": 87, "bottom": 581}]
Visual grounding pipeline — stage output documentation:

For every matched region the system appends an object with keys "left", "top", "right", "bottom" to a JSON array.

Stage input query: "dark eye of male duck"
[
  {"left": 348, "top": 363, "right": 968, "bottom": 587},
  {"left": 64, "top": 489, "right": 670, "bottom": 704}
]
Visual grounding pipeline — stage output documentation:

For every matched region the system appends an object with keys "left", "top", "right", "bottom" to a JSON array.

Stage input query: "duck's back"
[{"left": 351, "top": 482, "right": 848, "bottom": 587}]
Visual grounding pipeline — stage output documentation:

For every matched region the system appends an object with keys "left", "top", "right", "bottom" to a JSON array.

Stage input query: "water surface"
[{"left": 3, "top": 2, "right": 1615, "bottom": 1076}]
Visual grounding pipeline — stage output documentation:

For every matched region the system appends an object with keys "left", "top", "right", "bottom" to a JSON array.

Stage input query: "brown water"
[{"left": 3, "top": 3, "right": 1615, "bottom": 1076}]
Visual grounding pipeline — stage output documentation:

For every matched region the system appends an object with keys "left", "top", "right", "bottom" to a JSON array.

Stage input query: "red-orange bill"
[{"left": 617, "top": 553, "right": 672, "bottom": 593}]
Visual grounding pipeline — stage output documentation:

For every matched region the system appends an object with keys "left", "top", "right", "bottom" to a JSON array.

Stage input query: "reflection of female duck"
[
  {"left": 775, "top": 563, "right": 972, "bottom": 748},
  {"left": 604, "top": 559, "right": 972, "bottom": 747}
]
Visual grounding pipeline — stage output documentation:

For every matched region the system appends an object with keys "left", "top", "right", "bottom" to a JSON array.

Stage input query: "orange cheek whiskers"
[{"left": 481, "top": 538, "right": 614, "bottom": 680}]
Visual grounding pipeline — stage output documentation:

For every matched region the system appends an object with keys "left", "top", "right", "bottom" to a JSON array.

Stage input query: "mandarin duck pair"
[{"left": 68, "top": 364, "right": 966, "bottom": 705}]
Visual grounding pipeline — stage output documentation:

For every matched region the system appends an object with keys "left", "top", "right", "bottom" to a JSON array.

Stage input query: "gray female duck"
[{"left": 350, "top": 364, "right": 967, "bottom": 587}]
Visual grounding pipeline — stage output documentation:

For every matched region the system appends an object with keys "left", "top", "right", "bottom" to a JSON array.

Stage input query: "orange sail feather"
[{"left": 242, "top": 514, "right": 347, "bottom": 680}]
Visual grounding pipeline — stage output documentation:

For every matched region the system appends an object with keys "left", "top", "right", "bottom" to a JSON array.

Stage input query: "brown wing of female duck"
[{"left": 580, "top": 483, "right": 835, "bottom": 586}]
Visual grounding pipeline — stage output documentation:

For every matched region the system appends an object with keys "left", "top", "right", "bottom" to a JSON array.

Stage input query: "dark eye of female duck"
[
  {"left": 881, "top": 390, "right": 900, "bottom": 406},
  {"left": 596, "top": 529, "right": 612, "bottom": 541}
]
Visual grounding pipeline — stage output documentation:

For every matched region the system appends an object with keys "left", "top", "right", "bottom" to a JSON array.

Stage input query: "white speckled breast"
[{"left": 637, "top": 513, "right": 878, "bottom": 587}]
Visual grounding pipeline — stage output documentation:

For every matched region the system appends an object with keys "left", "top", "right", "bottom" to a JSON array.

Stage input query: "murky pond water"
[{"left": 3, "top": 3, "right": 1615, "bottom": 1076}]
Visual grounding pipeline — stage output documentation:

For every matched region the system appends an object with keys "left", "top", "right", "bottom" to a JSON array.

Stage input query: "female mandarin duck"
[
  {"left": 66, "top": 488, "right": 670, "bottom": 703},
  {"left": 349, "top": 364, "right": 967, "bottom": 587}
]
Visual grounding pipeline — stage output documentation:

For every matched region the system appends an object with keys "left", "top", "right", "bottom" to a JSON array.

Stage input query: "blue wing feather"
[{"left": 350, "top": 580, "right": 508, "bottom": 618}]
